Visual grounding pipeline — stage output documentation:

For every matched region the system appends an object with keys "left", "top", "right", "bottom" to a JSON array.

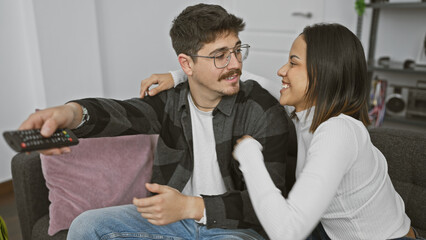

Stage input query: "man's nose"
[{"left": 227, "top": 51, "right": 241, "bottom": 69}]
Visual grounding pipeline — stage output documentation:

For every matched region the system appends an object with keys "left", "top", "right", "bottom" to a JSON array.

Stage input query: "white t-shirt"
[{"left": 181, "top": 93, "right": 226, "bottom": 197}]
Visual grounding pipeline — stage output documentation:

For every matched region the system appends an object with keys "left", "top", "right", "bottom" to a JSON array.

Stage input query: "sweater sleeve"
[
  {"left": 170, "top": 70, "right": 187, "bottom": 87},
  {"left": 234, "top": 118, "right": 358, "bottom": 240}
]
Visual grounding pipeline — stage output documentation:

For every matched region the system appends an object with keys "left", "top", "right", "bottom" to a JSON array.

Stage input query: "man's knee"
[{"left": 68, "top": 209, "right": 103, "bottom": 239}]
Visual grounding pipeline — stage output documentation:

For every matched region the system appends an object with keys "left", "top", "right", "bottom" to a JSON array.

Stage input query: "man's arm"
[{"left": 69, "top": 96, "right": 165, "bottom": 138}]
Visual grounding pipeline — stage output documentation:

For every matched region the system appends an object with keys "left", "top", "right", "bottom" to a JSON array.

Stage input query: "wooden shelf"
[
  {"left": 366, "top": 2, "right": 426, "bottom": 9},
  {"left": 368, "top": 62, "right": 426, "bottom": 74}
]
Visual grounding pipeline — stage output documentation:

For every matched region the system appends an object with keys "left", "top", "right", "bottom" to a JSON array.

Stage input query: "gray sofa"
[{"left": 11, "top": 127, "right": 426, "bottom": 239}]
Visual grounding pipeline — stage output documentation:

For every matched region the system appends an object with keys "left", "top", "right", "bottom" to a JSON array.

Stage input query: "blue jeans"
[
  {"left": 67, "top": 204, "right": 265, "bottom": 240},
  {"left": 390, "top": 227, "right": 426, "bottom": 240}
]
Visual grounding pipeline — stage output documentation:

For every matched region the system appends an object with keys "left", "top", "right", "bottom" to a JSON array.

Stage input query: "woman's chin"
[
  {"left": 279, "top": 94, "right": 288, "bottom": 105},
  {"left": 279, "top": 99, "right": 287, "bottom": 107}
]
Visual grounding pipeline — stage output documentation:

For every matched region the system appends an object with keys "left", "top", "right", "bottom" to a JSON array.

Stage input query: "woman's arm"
[
  {"left": 139, "top": 69, "right": 270, "bottom": 98},
  {"left": 233, "top": 118, "right": 358, "bottom": 240}
]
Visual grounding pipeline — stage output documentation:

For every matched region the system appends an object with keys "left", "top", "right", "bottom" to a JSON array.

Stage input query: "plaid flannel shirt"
[{"left": 72, "top": 80, "right": 296, "bottom": 237}]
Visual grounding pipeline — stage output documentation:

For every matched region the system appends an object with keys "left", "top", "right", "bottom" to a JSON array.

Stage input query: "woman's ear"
[{"left": 178, "top": 54, "right": 193, "bottom": 76}]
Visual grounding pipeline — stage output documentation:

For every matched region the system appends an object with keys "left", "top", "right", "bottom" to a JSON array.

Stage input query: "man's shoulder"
[
  {"left": 236, "top": 81, "right": 292, "bottom": 133},
  {"left": 237, "top": 80, "right": 280, "bottom": 112},
  {"left": 155, "top": 82, "right": 188, "bottom": 101}
]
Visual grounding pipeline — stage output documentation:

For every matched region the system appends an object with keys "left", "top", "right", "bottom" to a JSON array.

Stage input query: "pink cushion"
[{"left": 40, "top": 134, "right": 157, "bottom": 236}]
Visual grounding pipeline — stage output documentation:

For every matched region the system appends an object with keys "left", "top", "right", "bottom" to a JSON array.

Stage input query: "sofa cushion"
[
  {"left": 369, "top": 128, "right": 426, "bottom": 237},
  {"left": 32, "top": 215, "right": 67, "bottom": 240},
  {"left": 40, "top": 134, "right": 156, "bottom": 236}
]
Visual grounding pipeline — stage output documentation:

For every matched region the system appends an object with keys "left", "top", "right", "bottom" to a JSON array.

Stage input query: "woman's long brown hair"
[{"left": 300, "top": 23, "right": 370, "bottom": 133}]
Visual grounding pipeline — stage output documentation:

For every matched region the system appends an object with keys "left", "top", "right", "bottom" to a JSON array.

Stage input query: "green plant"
[
  {"left": 355, "top": 0, "right": 366, "bottom": 16},
  {"left": 0, "top": 216, "right": 8, "bottom": 240}
]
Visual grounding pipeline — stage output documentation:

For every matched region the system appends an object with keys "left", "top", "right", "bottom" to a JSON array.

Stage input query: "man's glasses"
[{"left": 190, "top": 44, "right": 250, "bottom": 69}]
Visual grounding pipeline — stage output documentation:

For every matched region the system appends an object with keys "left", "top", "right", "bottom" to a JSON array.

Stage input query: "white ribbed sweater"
[{"left": 234, "top": 109, "right": 410, "bottom": 240}]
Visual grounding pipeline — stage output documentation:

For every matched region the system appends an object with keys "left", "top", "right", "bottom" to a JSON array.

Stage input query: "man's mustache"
[{"left": 219, "top": 69, "right": 242, "bottom": 81}]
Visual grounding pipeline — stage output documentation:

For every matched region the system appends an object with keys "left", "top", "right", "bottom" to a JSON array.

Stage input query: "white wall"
[
  {"left": 96, "top": 0, "right": 226, "bottom": 99},
  {"left": 1, "top": 0, "right": 424, "bottom": 182},
  {"left": 0, "top": 0, "right": 219, "bottom": 182},
  {"left": 0, "top": 0, "right": 43, "bottom": 183},
  {"left": 33, "top": 0, "right": 104, "bottom": 106},
  {"left": 96, "top": 0, "right": 189, "bottom": 99}
]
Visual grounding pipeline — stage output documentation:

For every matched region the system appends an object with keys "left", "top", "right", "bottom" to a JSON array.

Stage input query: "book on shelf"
[{"left": 369, "top": 77, "right": 388, "bottom": 127}]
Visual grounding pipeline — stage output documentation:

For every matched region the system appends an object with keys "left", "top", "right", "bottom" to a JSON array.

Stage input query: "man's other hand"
[{"left": 133, "top": 183, "right": 204, "bottom": 225}]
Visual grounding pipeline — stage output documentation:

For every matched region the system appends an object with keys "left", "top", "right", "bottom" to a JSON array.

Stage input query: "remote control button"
[{"left": 21, "top": 142, "right": 26, "bottom": 148}]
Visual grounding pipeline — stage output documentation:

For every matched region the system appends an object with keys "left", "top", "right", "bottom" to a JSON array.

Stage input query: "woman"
[
  {"left": 232, "top": 23, "right": 419, "bottom": 239},
  {"left": 139, "top": 23, "right": 421, "bottom": 240}
]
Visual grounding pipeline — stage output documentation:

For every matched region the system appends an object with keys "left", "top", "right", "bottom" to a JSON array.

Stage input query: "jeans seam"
[{"left": 100, "top": 232, "right": 186, "bottom": 240}]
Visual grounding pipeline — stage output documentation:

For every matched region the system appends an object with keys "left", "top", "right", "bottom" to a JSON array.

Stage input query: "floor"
[{"left": 0, "top": 190, "right": 22, "bottom": 240}]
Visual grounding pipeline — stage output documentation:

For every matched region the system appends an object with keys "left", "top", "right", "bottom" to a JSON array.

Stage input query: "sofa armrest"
[{"left": 11, "top": 152, "right": 50, "bottom": 240}]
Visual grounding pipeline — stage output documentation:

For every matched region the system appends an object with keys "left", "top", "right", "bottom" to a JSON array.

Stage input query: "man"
[{"left": 19, "top": 4, "right": 295, "bottom": 239}]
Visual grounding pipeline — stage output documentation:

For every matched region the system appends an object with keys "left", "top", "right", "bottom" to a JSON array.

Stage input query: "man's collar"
[
  {"left": 215, "top": 94, "right": 237, "bottom": 116},
  {"left": 177, "top": 82, "right": 238, "bottom": 117},
  {"left": 177, "top": 82, "right": 190, "bottom": 110}
]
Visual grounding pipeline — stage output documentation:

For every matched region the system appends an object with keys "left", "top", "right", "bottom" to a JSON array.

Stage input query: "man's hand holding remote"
[{"left": 17, "top": 102, "right": 83, "bottom": 155}]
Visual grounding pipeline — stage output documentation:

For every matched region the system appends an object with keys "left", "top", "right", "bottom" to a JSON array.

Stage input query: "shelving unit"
[
  {"left": 368, "top": 62, "right": 426, "bottom": 74},
  {"left": 366, "top": 1, "right": 426, "bottom": 8},
  {"left": 366, "top": 1, "right": 426, "bottom": 68},
  {"left": 365, "top": 1, "right": 426, "bottom": 131}
]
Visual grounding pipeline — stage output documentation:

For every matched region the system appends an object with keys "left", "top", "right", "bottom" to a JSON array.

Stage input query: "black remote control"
[{"left": 3, "top": 128, "right": 79, "bottom": 152}]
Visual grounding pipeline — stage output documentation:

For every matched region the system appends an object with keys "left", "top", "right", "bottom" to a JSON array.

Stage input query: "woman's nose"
[{"left": 277, "top": 63, "right": 289, "bottom": 77}]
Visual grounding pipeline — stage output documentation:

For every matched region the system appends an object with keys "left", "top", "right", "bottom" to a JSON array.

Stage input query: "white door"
[{"left": 222, "top": 0, "right": 324, "bottom": 98}]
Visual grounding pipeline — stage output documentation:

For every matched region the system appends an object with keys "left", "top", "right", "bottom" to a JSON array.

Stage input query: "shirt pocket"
[
  {"left": 154, "top": 137, "right": 189, "bottom": 166},
  {"left": 152, "top": 137, "right": 191, "bottom": 188}
]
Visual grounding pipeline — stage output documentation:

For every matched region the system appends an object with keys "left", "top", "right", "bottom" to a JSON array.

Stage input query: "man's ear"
[{"left": 178, "top": 53, "right": 193, "bottom": 76}]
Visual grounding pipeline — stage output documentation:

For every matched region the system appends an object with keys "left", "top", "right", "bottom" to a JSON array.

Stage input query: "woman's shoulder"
[
  {"left": 309, "top": 114, "right": 364, "bottom": 168},
  {"left": 321, "top": 114, "right": 365, "bottom": 129},
  {"left": 315, "top": 114, "right": 369, "bottom": 140}
]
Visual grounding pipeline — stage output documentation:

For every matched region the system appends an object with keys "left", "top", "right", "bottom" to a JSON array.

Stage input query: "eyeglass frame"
[{"left": 189, "top": 44, "right": 250, "bottom": 69}]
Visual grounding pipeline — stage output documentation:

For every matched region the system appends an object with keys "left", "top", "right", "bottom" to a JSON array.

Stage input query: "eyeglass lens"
[{"left": 214, "top": 45, "right": 249, "bottom": 68}]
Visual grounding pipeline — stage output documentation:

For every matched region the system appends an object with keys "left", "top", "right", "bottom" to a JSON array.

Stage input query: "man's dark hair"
[
  {"left": 302, "top": 23, "right": 370, "bottom": 132},
  {"left": 170, "top": 4, "right": 245, "bottom": 57}
]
